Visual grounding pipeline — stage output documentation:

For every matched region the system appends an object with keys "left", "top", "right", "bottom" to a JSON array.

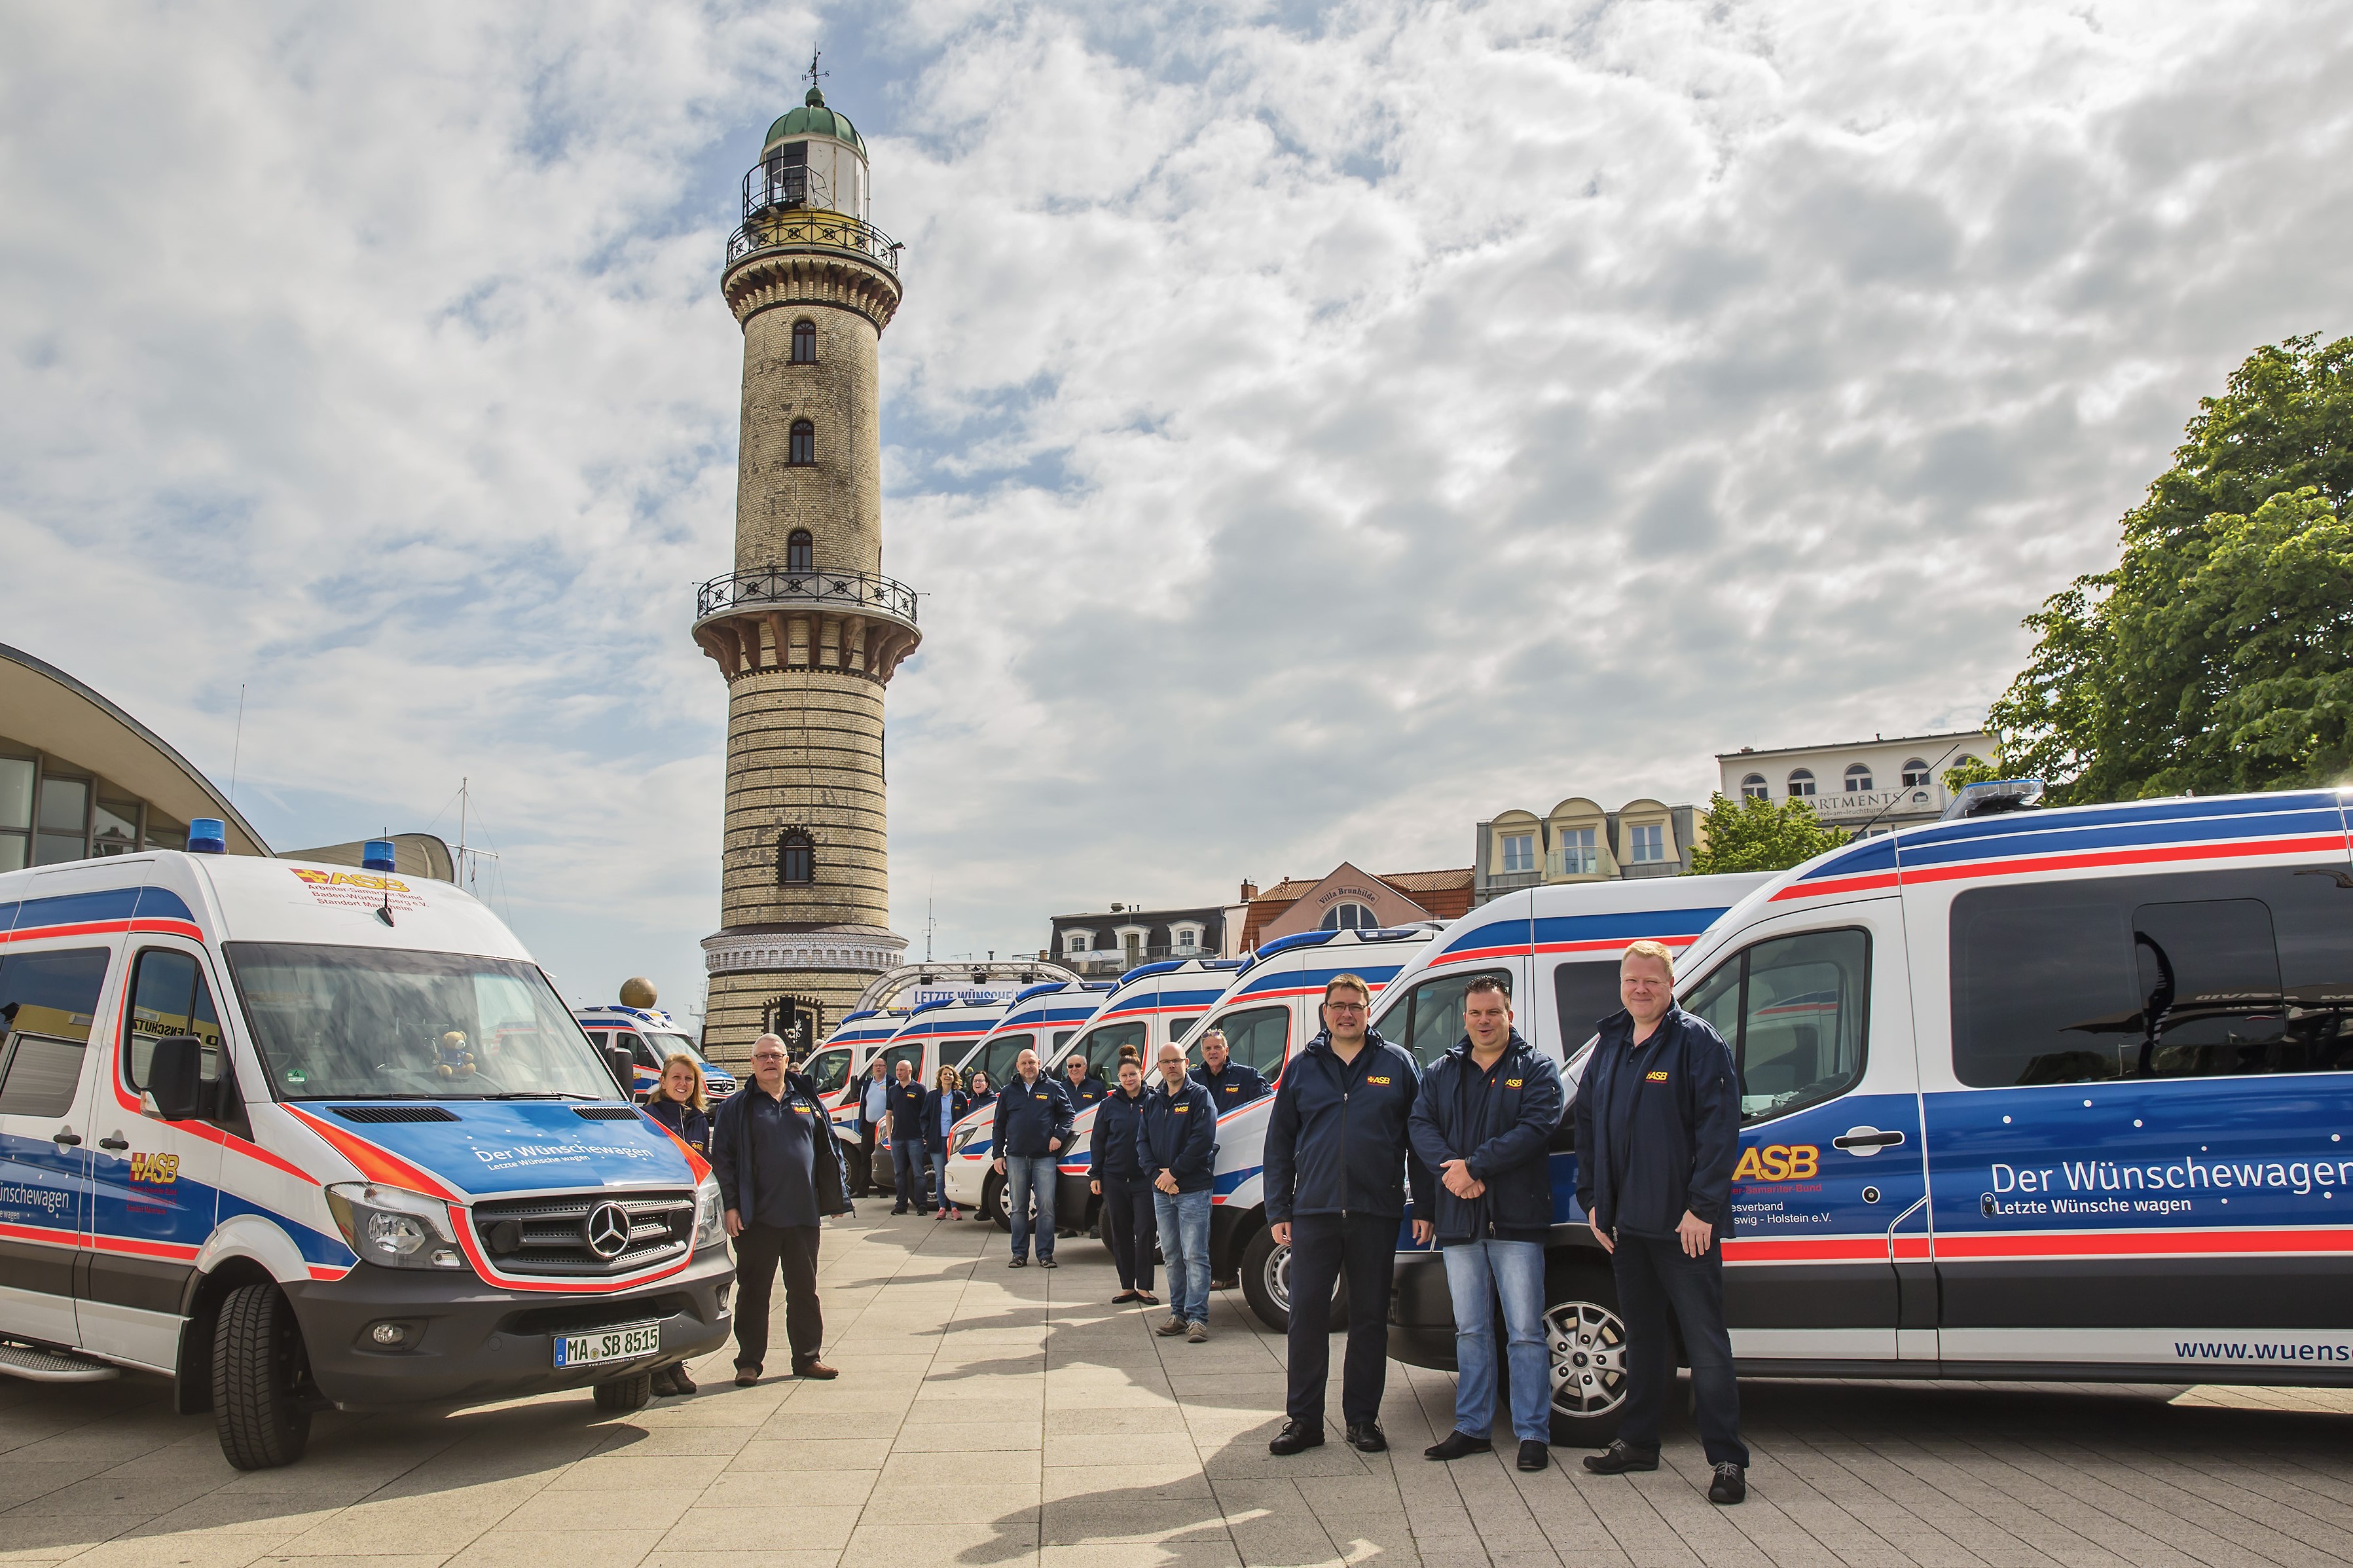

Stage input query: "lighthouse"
[{"left": 693, "top": 76, "right": 917, "bottom": 1065}]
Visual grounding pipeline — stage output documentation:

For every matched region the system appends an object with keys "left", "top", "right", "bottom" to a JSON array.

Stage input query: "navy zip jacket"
[
  {"left": 710, "top": 1070, "right": 849, "bottom": 1222},
  {"left": 1062, "top": 1070, "right": 1109, "bottom": 1110},
  {"left": 644, "top": 1095, "right": 712, "bottom": 1161},
  {"left": 887, "top": 1078, "right": 930, "bottom": 1139},
  {"left": 993, "top": 1072, "right": 1076, "bottom": 1160},
  {"left": 1262, "top": 1029, "right": 1433, "bottom": 1224},
  {"left": 1197, "top": 1059, "right": 1269, "bottom": 1108},
  {"left": 920, "top": 1087, "right": 970, "bottom": 1153},
  {"left": 1090, "top": 1085, "right": 1151, "bottom": 1182},
  {"left": 967, "top": 1089, "right": 996, "bottom": 1116},
  {"left": 1137, "top": 1076, "right": 1217, "bottom": 1193},
  {"left": 1572, "top": 1006, "right": 1740, "bottom": 1238},
  {"left": 1406, "top": 1030, "right": 1563, "bottom": 1246}
]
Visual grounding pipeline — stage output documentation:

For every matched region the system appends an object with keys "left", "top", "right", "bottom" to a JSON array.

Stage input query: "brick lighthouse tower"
[{"left": 693, "top": 73, "right": 917, "bottom": 1065}]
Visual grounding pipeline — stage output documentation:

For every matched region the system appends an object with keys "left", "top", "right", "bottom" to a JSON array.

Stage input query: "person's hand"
[
  {"left": 1155, "top": 1171, "right": 1178, "bottom": 1195},
  {"left": 1090, "top": 1180, "right": 1101, "bottom": 1196},
  {"left": 993, "top": 1157, "right": 1006, "bottom": 1175},
  {"left": 1440, "top": 1159, "right": 1483, "bottom": 1199},
  {"left": 1411, "top": 1219, "right": 1434, "bottom": 1246},
  {"left": 1269, "top": 1221, "right": 1290, "bottom": 1246},
  {"left": 1588, "top": 1213, "right": 1614, "bottom": 1254},
  {"left": 1048, "top": 1137, "right": 1062, "bottom": 1152},
  {"left": 724, "top": 1208, "right": 744, "bottom": 1239},
  {"left": 1677, "top": 1210, "right": 1713, "bottom": 1258}
]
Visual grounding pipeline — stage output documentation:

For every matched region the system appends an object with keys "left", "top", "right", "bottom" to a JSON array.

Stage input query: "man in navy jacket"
[
  {"left": 1195, "top": 1027, "right": 1269, "bottom": 1290},
  {"left": 1262, "top": 974, "right": 1434, "bottom": 1456},
  {"left": 1572, "top": 939, "right": 1747, "bottom": 1504},
  {"left": 886, "top": 1059, "right": 931, "bottom": 1214},
  {"left": 1407, "top": 975, "right": 1564, "bottom": 1472},
  {"left": 1140, "top": 1042, "right": 1218, "bottom": 1339},
  {"left": 992, "top": 1048, "right": 1076, "bottom": 1267},
  {"left": 711, "top": 1034, "right": 850, "bottom": 1385}
]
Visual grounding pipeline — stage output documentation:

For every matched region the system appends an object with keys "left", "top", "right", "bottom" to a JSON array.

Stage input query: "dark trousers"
[
  {"left": 1100, "top": 1176, "right": 1157, "bottom": 1292},
  {"left": 1610, "top": 1231, "right": 1747, "bottom": 1467},
  {"left": 733, "top": 1222, "right": 823, "bottom": 1372},
  {"left": 1283, "top": 1212, "right": 1396, "bottom": 1428},
  {"left": 853, "top": 1123, "right": 879, "bottom": 1195},
  {"left": 890, "top": 1133, "right": 930, "bottom": 1208}
]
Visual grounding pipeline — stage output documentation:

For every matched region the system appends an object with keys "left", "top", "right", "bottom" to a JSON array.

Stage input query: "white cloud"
[{"left": 2, "top": 0, "right": 2347, "bottom": 1007}]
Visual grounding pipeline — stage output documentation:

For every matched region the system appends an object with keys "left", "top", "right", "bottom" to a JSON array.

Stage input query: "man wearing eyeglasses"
[
  {"left": 1262, "top": 974, "right": 1433, "bottom": 1457},
  {"left": 711, "top": 1032, "right": 848, "bottom": 1386}
]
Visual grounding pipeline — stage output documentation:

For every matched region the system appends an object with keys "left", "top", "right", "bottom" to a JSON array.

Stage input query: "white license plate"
[{"left": 553, "top": 1321, "right": 661, "bottom": 1368}]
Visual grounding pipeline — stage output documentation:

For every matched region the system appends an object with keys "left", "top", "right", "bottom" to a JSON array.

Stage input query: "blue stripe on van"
[{"left": 1895, "top": 799, "right": 2348, "bottom": 873}]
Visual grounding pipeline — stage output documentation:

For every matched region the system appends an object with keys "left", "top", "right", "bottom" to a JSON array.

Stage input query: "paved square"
[{"left": 7, "top": 1209, "right": 2353, "bottom": 1567}]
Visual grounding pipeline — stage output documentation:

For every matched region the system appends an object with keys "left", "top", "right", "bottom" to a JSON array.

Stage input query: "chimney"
[{"left": 1239, "top": 879, "right": 1258, "bottom": 902}]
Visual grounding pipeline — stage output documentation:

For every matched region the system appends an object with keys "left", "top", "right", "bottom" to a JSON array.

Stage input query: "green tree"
[
  {"left": 1687, "top": 792, "right": 1849, "bottom": 875},
  {"left": 1990, "top": 334, "right": 2353, "bottom": 803}
]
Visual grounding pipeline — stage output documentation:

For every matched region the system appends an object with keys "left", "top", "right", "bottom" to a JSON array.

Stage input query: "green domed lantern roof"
[{"left": 764, "top": 86, "right": 865, "bottom": 155}]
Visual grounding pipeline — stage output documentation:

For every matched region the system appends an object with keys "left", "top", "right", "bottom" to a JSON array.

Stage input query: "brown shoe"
[
  {"left": 733, "top": 1366, "right": 761, "bottom": 1387},
  {"left": 792, "top": 1358, "right": 839, "bottom": 1380}
]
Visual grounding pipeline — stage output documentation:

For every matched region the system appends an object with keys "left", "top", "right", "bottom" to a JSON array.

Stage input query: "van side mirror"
[
  {"left": 606, "top": 1045, "right": 636, "bottom": 1097},
  {"left": 148, "top": 1035, "right": 208, "bottom": 1121}
]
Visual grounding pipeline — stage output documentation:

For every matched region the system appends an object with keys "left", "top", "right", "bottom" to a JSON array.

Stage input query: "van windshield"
[{"left": 225, "top": 942, "right": 621, "bottom": 1101}]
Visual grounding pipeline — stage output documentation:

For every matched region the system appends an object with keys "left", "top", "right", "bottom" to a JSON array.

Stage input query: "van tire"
[
  {"left": 211, "top": 1282, "right": 312, "bottom": 1470},
  {"left": 593, "top": 1372, "right": 654, "bottom": 1412},
  {"left": 981, "top": 1172, "right": 1009, "bottom": 1230},
  {"left": 1238, "top": 1226, "right": 1347, "bottom": 1334},
  {"left": 1544, "top": 1262, "right": 1629, "bottom": 1446}
]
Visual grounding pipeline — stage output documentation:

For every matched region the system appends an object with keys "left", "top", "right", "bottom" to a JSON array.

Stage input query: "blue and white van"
[
  {"left": 0, "top": 838, "right": 732, "bottom": 1469},
  {"left": 574, "top": 1004, "right": 737, "bottom": 1106},
  {"left": 1389, "top": 786, "right": 2353, "bottom": 1443},
  {"left": 858, "top": 996, "right": 1010, "bottom": 1197},
  {"left": 940, "top": 980, "right": 1114, "bottom": 1220}
]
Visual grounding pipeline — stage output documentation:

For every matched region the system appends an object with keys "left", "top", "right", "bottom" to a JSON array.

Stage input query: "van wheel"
[
  {"left": 212, "top": 1282, "right": 312, "bottom": 1470},
  {"left": 981, "top": 1172, "right": 1009, "bottom": 1231},
  {"left": 1238, "top": 1226, "right": 1347, "bottom": 1334},
  {"left": 593, "top": 1372, "right": 654, "bottom": 1412},
  {"left": 1544, "top": 1264, "right": 1629, "bottom": 1446}
]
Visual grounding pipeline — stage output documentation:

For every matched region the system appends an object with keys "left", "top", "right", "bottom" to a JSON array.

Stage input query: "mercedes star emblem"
[{"left": 583, "top": 1201, "right": 632, "bottom": 1260}]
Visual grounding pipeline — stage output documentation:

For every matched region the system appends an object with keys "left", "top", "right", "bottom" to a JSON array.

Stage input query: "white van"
[
  {"left": 0, "top": 836, "right": 732, "bottom": 1469},
  {"left": 939, "top": 980, "right": 1114, "bottom": 1221},
  {"left": 574, "top": 1004, "right": 739, "bottom": 1105},
  {"left": 862, "top": 995, "right": 1010, "bottom": 1199},
  {"left": 1392, "top": 785, "right": 2353, "bottom": 1443}
]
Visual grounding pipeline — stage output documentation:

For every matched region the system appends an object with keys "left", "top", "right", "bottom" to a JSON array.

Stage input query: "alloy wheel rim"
[{"left": 1546, "top": 1298, "right": 1629, "bottom": 1419}]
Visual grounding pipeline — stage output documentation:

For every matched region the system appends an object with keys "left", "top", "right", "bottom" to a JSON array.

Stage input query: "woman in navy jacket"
[
  {"left": 921, "top": 1067, "right": 971, "bottom": 1220},
  {"left": 646, "top": 1053, "right": 713, "bottom": 1160},
  {"left": 1089, "top": 1055, "right": 1159, "bottom": 1305}
]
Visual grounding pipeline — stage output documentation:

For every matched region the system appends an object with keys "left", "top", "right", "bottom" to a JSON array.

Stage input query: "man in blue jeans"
[
  {"left": 1407, "top": 975, "right": 1564, "bottom": 1472},
  {"left": 992, "top": 1047, "right": 1074, "bottom": 1267},
  {"left": 1140, "top": 1042, "right": 1217, "bottom": 1340},
  {"left": 887, "top": 1059, "right": 930, "bottom": 1214}
]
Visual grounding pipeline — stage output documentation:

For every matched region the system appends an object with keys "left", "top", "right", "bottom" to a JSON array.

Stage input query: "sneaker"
[
  {"left": 1709, "top": 1463, "right": 1746, "bottom": 1505},
  {"left": 1582, "top": 1440, "right": 1660, "bottom": 1475},
  {"left": 1518, "top": 1440, "right": 1548, "bottom": 1473},
  {"left": 1009, "top": 1255, "right": 1029, "bottom": 1267},
  {"left": 1423, "top": 1430, "right": 1491, "bottom": 1461},
  {"left": 1038, "top": 1256, "right": 1058, "bottom": 1269},
  {"left": 1209, "top": 1276, "right": 1237, "bottom": 1291},
  {"left": 934, "top": 1209, "right": 946, "bottom": 1220},
  {"left": 1186, "top": 1321, "right": 1209, "bottom": 1343},
  {"left": 1268, "top": 1420, "right": 1324, "bottom": 1455},
  {"left": 1345, "top": 1420, "right": 1387, "bottom": 1453},
  {"left": 1154, "top": 1315, "right": 1188, "bottom": 1336}
]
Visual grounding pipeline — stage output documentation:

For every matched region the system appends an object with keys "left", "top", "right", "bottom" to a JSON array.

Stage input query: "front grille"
[
  {"left": 472, "top": 1190, "right": 695, "bottom": 1277},
  {"left": 571, "top": 1106, "right": 640, "bottom": 1121},
  {"left": 332, "top": 1104, "right": 460, "bottom": 1123}
]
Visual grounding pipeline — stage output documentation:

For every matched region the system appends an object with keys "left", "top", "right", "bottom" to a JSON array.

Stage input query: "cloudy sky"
[{"left": 4, "top": 1, "right": 2347, "bottom": 1013}]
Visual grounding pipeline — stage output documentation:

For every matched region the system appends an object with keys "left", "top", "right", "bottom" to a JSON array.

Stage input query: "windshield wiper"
[{"left": 484, "top": 1090, "right": 602, "bottom": 1100}]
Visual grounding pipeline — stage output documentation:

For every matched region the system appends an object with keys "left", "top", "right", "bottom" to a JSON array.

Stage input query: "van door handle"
[
  {"left": 99, "top": 1135, "right": 130, "bottom": 1151},
  {"left": 52, "top": 1129, "right": 82, "bottom": 1147},
  {"left": 1833, "top": 1127, "right": 1906, "bottom": 1152}
]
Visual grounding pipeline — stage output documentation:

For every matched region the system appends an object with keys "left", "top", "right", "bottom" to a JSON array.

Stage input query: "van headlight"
[
  {"left": 325, "top": 1183, "right": 464, "bottom": 1270},
  {"left": 951, "top": 1123, "right": 980, "bottom": 1156},
  {"left": 695, "top": 1176, "right": 726, "bottom": 1249}
]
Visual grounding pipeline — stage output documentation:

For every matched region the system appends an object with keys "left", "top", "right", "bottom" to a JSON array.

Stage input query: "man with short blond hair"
[
  {"left": 1262, "top": 974, "right": 1433, "bottom": 1456},
  {"left": 1573, "top": 941, "right": 1747, "bottom": 1503}
]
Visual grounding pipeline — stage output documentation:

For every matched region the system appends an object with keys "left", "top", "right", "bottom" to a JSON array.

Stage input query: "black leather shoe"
[
  {"left": 1518, "top": 1440, "right": 1548, "bottom": 1472},
  {"left": 1345, "top": 1420, "right": 1387, "bottom": 1453},
  {"left": 1268, "top": 1420, "right": 1324, "bottom": 1455},
  {"left": 1709, "top": 1463, "right": 1746, "bottom": 1504},
  {"left": 1582, "top": 1440, "right": 1659, "bottom": 1474},
  {"left": 1423, "top": 1430, "right": 1491, "bottom": 1461}
]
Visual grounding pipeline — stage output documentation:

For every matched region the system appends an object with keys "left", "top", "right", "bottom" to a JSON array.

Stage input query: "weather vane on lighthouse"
[{"left": 803, "top": 50, "right": 828, "bottom": 94}]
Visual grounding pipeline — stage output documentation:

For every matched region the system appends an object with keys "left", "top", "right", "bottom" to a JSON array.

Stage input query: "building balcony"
[
  {"left": 725, "top": 204, "right": 901, "bottom": 274},
  {"left": 693, "top": 567, "right": 921, "bottom": 684},
  {"left": 698, "top": 567, "right": 917, "bottom": 624}
]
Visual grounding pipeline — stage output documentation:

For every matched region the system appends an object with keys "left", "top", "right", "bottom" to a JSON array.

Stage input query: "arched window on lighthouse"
[
  {"left": 787, "top": 530, "right": 814, "bottom": 572},
  {"left": 778, "top": 830, "right": 814, "bottom": 885},
  {"left": 789, "top": 419, "right": 815, "bottom": 465},
  {"left": 792, "top": 319, "right": 816, "bottom": 363}
]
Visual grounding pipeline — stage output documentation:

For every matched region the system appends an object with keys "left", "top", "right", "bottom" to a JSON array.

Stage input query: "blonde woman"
[
  {"left": 645, "top": 1051, "right": 710, "bottom": 1396},
  {"left": 921, "top": 1065, "right": 970, "bottom": 1219}
]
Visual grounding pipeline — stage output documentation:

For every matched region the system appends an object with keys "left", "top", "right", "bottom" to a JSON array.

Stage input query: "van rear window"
[{"left": 1949, "top": 866, "right": 2353, "bottom": 1087}]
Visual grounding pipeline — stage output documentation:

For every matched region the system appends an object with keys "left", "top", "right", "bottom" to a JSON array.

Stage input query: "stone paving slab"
[{"left": 7, "top": 1207, "right": 2353, "bottom": 1567}]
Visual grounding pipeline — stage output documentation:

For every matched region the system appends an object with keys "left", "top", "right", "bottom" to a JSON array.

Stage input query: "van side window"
[
  {"left": 1550, "top": 960, "right": 1622, "bottom": 1053},
  {"left": 1079, "top": 1022, "right": 1146, "bottom": 1078},
  {"left": 803, "top": 1047, "right": 850, "bottom": 1095},
  {"left": 1679, "top": 930, "right": 1869, "bottom": 1124},
  {"left": 1376, "top": 969, "right": 1512, "bottom": 1067},
  {"left": 882, "top": 1042, "right": 924, "bottom": 1080},
  {"left": 0, "top": 947, "right": 111, "bottom": 1117},
  {"left": 1950, "top": 867, "right": 2353, "bottom": 1087},
  {"left": 1204, "top": 1005, "right": 1288, "bottom": 1078},
  {"left": 123, "top": 948, "right": 224, "bottom": 1090},
  {"left": 979, "top": 1033, "right": 1032, "bottom": 1086}
]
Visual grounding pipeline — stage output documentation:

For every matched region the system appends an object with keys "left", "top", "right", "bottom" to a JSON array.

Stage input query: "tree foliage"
[
  {"left": 1687, "top": 792, "right": 1849, "bottom": 875},
  {"left": 1989, "top": 334, "right": 2353, "bottom": 803}
]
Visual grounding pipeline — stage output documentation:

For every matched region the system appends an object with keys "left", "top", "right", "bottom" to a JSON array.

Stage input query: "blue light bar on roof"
[{"left": 189, "top": 818, "right": 227, "bottom": 854}]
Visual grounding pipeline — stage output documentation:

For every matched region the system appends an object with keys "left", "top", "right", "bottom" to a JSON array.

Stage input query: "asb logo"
[
  {"left": 1733, "top": 1144, "right": 1819, "bottom": 1182},
  {"left": 1645, "top": 1070, "right": 1671, "bottom": 1082},
  {"left": 128, "top": 1152, "right": 180, "bottom": 1184},
  {"left": 1366, "top": 1076, "right": 1393, "bottom": 1085}
]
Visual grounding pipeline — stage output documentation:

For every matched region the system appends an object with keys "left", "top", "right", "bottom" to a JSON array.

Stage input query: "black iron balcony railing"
[
  {"left": 725, "top": 170, "right": 901, "bottom": 272},
  {"left": 696, "top": 567, "right": 918, "bottom": 623}
]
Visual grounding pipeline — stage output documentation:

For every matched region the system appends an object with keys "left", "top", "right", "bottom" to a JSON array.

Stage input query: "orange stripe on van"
[{"left": 283, "top": 1106, "right": 459, "bottom": 1199}]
